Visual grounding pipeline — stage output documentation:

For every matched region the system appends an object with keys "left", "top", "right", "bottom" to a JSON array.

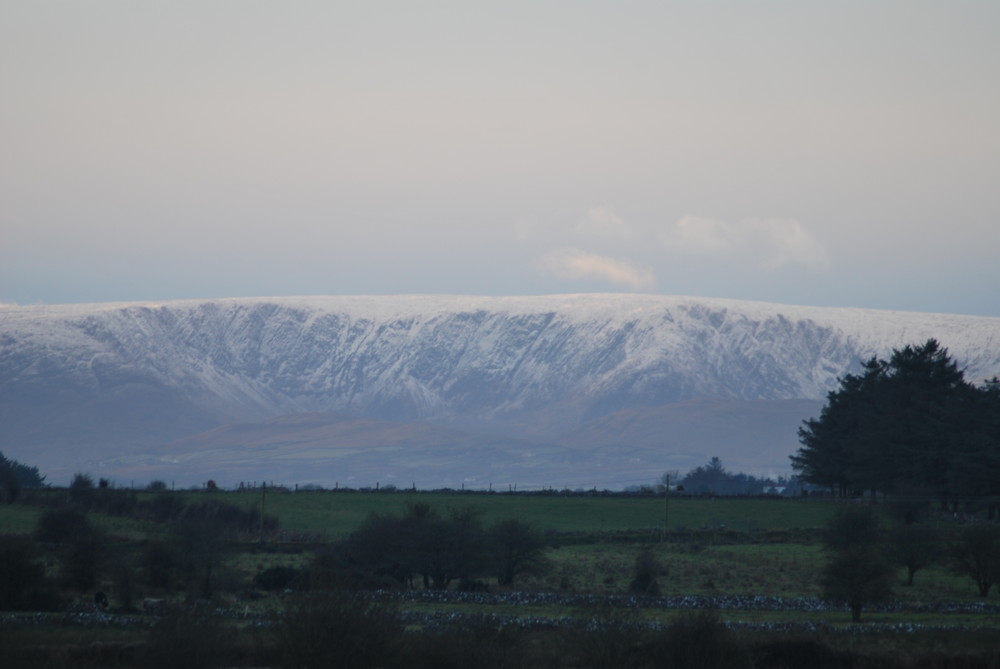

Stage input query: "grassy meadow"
[
  {"left": 3, "top": 488, "right": 999, "bottom": 667},
  {"left": 4, "top": 487, "right": 838, "bottom": 537},
  {"left": 3, "top": 487, "right": 989, "bottom": 608},
  {"left": 175, "top": 487, "right": 840, "bottom": 536}
]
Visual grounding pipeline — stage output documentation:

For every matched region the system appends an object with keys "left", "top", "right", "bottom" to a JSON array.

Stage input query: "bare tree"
[
  {"left": 889, "top": 523, "right": 940, "bottom": 586},
  {"left": 821, "top": 547, "right": 892, "bottom": 622},
  {"left": 628, "top": 546, "right": 662, "bottom": 596},
  {"left": 488, "top": 518, "right": 548, "bottom": 586},
  {"left": 950, "top": 524, "right": 1000, "bottom": 597},
  {"left": 820, "top": 506, "right": 892, "bottom": 621}
]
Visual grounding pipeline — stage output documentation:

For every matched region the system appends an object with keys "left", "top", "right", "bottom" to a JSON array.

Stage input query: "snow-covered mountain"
[{"left": 2, "top": 294, "right": 998, "bottom": 487}]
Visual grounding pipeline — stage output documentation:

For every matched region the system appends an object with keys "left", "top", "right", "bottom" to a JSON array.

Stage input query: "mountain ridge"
[{"left": 3, "top": 294, "right": 998, "bottom": 486}]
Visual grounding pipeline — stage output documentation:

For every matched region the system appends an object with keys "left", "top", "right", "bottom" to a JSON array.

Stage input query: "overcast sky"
[{"left": 3, "top": 1, "right": 999, "bottom": 316}]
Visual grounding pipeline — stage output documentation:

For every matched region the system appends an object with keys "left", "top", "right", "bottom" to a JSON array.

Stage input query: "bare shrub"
[
  {"left": 654, "top": 609, "right": 752, "bottom": 669},
  {"left": 567, "top": 605, "right": 646, "bottom": 669},
  {"left": 0, "top": 535, "right": 54, "bottom": 611},
  {"left": 950, "top": 524, "right": 1000, "bottom": 597},
  {"left": 889, "top": 523, "right": 940, "bottom": 586},
  {"left": 68, "top": 472, "right": 95, "bottom": 507},
  {"left": 144, "top": 610, "right": 236, "bottom": 669},
  {"left": 488, "top": 518, "right": 548, "bottom": 586},
  {"left": 821, "top": 548, "right": 893, "bottom": 622},
  {"left": 752, "top": 637, "right": 853, "bottom": 668},
  {"left": 141, "top": 539, "right": 179, "bottom": 589},
  {"left": 277, "top": 591, "right": 403, "bottom": 668},
  {"left": 254, "top": 565, "right": 301, "bottom": 591},
  {"left": 401, "top": 615, "right": 529, "bottom": 669},
  {"left": 35, "top": 507, "right": 105, "bottom": 591},
  {"left": 628, "top": 546, "right": 662, "bottom": 596}
]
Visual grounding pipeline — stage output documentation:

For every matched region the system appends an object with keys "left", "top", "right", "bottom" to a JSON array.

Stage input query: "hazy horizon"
[{"left": 3, "top": 2, "right": 999, "bottom": 317}]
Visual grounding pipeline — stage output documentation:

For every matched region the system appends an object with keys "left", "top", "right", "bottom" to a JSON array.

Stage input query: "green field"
[
  {"left": 0, "top": 503, "right": 42, "bottom": 535},
  {"left": 184, "top": 489, "right": 841, "bottom": 536},
  {"left": 4, "top": 489, "right": 999, "bottom": 667},
  {"left": 5, "top": 489, "right": 983, "bottom": 606},
  {"left": 5, "top": 488, "right": 839, "bottom": 537}
]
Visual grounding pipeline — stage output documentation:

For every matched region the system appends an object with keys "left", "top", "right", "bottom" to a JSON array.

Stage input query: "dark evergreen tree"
[
  {"left": 677, "top": 457, "right": 774, "bottom": 495},
  {"left": 871, "top": 341, "right": 974, "bottom": 499},
  {"left": 0, "top": 465, "right": 20, "bottom": 504},
  {"left": 948, "top": 377, "right": 1000, "bottom": 516},
  {"left": 0, "top": 452, "right": 46, "bottom": 503},
  {"left": 792, "top": 368, "right": 878, "bottom": 497},
  {"left": 792, "top": 339, "right": 998, "bottom": 503},
  {"left": 681, "top": 456, "right": 729, "bottom": 494}
]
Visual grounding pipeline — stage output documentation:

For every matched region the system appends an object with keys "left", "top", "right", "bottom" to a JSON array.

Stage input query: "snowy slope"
[{"left": 2, "top": 294, "right": 998, "bottom": 484}]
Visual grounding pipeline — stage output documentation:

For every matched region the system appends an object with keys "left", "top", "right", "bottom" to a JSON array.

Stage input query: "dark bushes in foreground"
[
  {"left": 656, "top": 609, "right": 752, "bottom": 669},
  {"left": 144, "top": 610, "right": 237, "bottom": 669},
  {"left": 272, "top": 599, "right": 751, "bottom": 669},
  {"left": 276, "top": 591, "right": 404, "bottom": 668},
  {"left": 6, "top": 608, "right": 1000, "bottom": 668},
  {"left": 254, "top": 565, "right": 302, "bottom": 591},
  {"left": 35, "top": 508, "right": 106, "bottom": 591},
  {"left": 563, "top": 607, "right": 751, "bottom": 669},
  {"left": 0, "top": 535, "right": 59, "bottom": 611},
  {"left": 399, "top": 614, "right": 534, "bottom": 669}
]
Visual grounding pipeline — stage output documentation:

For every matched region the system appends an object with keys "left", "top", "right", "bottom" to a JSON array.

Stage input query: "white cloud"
[
  {"left": 665, "top": 216, "right": 737, "bottom": 255},
  {"left": 574, "top": 206, "right": 632, "bottom": 240},
  {"left": 537, "top": 248, "right": 656, "bottom": 291},
  {"left": 660, "top": 216, "right": 830, "bottom": 271},
  {"left": 513, "top": 206, "right": 631, "bottom": 247}
]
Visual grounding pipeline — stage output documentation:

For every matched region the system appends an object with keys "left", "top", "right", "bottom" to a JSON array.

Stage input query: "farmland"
[
  {"left": 2, "top": 487, "right": 999, "bottom": 667},
  {"left": 186, "top": 487, "right": 841, "bottom": 535}
]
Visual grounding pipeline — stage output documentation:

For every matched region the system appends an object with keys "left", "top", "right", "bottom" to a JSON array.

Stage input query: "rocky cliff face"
[{"left": 3, "top": 294, "right": 998, "bottom": 485}]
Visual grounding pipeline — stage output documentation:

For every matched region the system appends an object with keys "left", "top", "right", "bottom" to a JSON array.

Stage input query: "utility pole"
[
  {"left": 661, "top": 473, "right": 669, "bottom": 543},
  {"left": 259, "top": 481, "right": 266, "bottom": 544}
]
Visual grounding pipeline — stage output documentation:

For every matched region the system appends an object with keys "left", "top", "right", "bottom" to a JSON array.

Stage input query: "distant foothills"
[
  {"left": 1, "top": 294, "right": 998, "bottom": 488},
  {"left": 0, "top": 449, "right": 799, "bottom": 500}
]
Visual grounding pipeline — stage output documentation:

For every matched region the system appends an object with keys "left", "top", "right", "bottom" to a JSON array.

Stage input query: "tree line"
[
  {"left": 663, "top": 456, "right": 801, "bottom": 496},
  {"left": 819, "top": 503, "right": 1000, "bottom": 622},
  {"left": 309, "top": 502, "right": 548, "bottom": 591},
  {"left": 791, "top": 339, "right": 1000, "bottom": 510},
  {"left": 1, "top": 474, "right": 278, "bottom": 611}
]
